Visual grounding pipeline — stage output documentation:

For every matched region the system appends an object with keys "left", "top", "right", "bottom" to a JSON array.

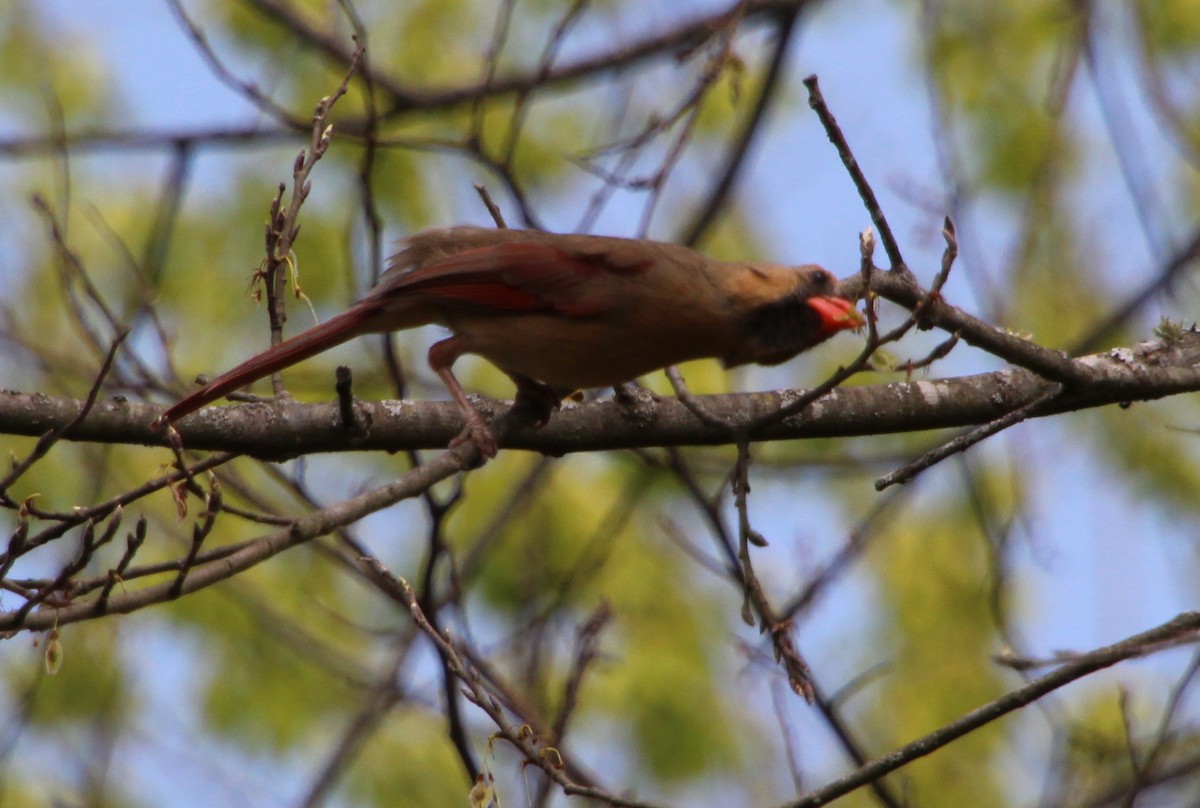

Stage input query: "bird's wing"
[{"left": 373, "top": 240, "right": 650, "bottom": 317}]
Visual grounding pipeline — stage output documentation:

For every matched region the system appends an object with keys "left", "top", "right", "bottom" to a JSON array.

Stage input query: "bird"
[{"left": 153, "top": 226, "right": 863, "bottom": 457}]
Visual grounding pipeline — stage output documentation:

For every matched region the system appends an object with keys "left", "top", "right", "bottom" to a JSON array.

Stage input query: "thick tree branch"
[
  {"left": 842, "top": 267, "right": 1095, "bottom": 385},
  {"left": 2, "top": 330, "right": 1197, "bottom": 459}
]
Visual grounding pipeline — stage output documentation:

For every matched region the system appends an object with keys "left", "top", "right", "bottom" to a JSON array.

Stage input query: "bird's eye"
[{"left": 810, "top": 269, "right": 832, "bottom": 287}]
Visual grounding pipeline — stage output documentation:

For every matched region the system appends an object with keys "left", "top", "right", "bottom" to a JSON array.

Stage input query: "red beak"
[{"left": 806, "top": 296, "right": 865, "bottom": 337}]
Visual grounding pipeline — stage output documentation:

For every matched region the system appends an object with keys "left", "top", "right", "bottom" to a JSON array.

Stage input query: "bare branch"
[{"left": 785, "top": 611, "right": 1200, "bottom": 808}]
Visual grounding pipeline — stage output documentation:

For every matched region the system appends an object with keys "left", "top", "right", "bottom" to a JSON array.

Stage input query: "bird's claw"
[
  {"left": 512, "top": 375, "right": 564, "bottom": 427},
  {"left": 449, "top": 417, "right": 498, "bottom": 461}
]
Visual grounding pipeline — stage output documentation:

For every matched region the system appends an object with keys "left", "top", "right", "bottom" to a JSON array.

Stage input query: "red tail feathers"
[{"left": 153, "top": 307, "right": 374, "bottom": 427}]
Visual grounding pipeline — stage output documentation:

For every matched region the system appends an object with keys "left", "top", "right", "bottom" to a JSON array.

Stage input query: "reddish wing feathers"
[
  {"left": 374, "top": 242, "right": 637, "bottom": 318},
  {"left": 403, "top": 282, "right": 544, "bottom": 311},
  {"left": 156, "top": 234, "right": 659, "bottom": 427}
]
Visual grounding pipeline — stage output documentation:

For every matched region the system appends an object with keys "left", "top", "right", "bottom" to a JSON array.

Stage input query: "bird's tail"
[{"left": 153, "top": 306, "right": 376, "bottom": 427}]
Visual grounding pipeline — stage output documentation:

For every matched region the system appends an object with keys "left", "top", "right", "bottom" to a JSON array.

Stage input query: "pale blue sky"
[{"left": 4, "top": 1, "right": 1197, "bottom": 806}]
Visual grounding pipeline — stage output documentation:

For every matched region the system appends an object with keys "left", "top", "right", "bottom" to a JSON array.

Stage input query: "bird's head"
[{"left": 724, "top": 265, "right": 863, "bottom": 368}]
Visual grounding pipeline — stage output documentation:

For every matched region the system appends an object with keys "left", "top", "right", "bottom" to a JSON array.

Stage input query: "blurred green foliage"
[{"left": 2, "top": 1, "right": 1200, "bottom": 807}]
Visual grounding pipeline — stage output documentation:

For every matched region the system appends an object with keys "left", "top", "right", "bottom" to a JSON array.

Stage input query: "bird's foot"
[
  {"left": 511, "top": 375, "right": 565, "bottom": 428},
  {"left": 449, "top": 411, "right": 498, "bottom": 461}
]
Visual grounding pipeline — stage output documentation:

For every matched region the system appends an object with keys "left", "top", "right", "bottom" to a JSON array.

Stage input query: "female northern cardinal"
[{"left": 154, "top": 227, "right": 863, "bottom": 456}]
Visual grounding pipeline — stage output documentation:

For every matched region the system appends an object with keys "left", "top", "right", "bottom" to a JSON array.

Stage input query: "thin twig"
[
  {"left": 785, "top": 611, "right": 1200, "bottom": 808},
  {"left": 732, "top": 443, "right": 816, "bottom": 702},
  {"left": 0, "top": 328, "right": 129, "bottom": 500},
  {"left": 257, "top": 44, "right": 363, "bottom": 397},
  {"left": 474, "top": 184, "right": 508, "bottom": 228},
  {"left": 803, "top": 74, "right": 906, "bottom": 272},
  {"left": 356, "top": 558, "right": 666, "bottom": 808},
  {"left": 681, "top": 3, "right": 801, "bottom": 245},
  {"left": 165, "top": 0, "right": 301, "bottom": 128},
  {"left": 664, "top": 366, "right": 737, "bottom": 430},
  {"left": 874, "top": 384, "right": 1064, "bottom": 490}
]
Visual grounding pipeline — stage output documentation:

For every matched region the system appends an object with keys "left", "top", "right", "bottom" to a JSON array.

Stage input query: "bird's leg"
[
  {"left": 428, "top": 337, "right": 498, "bottom": 459},
  {"left": 509, "top": 373, "right": 565, "bottom": 427}
]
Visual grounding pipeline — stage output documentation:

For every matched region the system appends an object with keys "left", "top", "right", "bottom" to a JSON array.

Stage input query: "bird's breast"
[{"left": 447, "top": 309, "right": 735, "bottom": 390}]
